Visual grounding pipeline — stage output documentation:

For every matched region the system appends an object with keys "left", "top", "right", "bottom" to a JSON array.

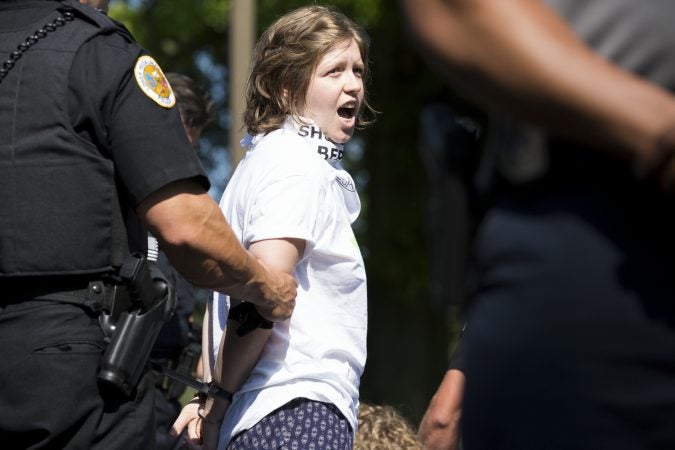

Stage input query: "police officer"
[
  {"left": 0, "top": 1, "right": 296, "bottom": 449},
  {"left": 402, "top": 1, "right": 675, "bottom": 449}
]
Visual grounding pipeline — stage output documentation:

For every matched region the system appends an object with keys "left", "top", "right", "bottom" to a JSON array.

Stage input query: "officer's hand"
[{"left": 255, "top": 261, "right": 297, "bottom": 322}]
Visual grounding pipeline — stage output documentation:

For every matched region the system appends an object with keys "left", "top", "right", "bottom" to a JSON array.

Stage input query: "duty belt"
[{"left": 2, "top": 276, "right": 124, "bottom": 314}]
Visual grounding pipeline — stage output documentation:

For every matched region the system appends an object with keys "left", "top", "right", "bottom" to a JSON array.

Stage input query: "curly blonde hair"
[
  {"left": 244, "top": 5, "right": 376, "bottom": 136},
  {"left": 354, "top": 402, "right": 424, "bottom": 450}
]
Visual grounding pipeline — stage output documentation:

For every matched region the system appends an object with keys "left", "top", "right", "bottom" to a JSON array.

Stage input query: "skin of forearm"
[
  {"left": 138, "top": 179, "right": 274, "bottom": 309},
  {"left": 201, "top": 314, "right": 273, "bottom": 420},
  {"left": 214, "top": 311, "right": 272, "bottom": 394},
  {"left": 402, "top": 0, "right": 675, "bottom": 164},
  {"left": 201, "top": 307, "right": 212, "bottom": 383}
]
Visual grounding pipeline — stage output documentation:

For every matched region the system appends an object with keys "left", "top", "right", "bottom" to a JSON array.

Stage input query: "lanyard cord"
[{"left": 0, "top": 10, "right": 74, "bottom": 84}]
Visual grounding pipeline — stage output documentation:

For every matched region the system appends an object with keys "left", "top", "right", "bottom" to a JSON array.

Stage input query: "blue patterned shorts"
[{"left": 226, "top": 398, "right": 353, "bottom": 450}]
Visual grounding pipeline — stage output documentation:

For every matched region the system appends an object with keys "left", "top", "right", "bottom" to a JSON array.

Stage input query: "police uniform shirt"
[
  {"left": 67, "top": 17, "right": 210, "bottom": 205},
  {"left": 1, "top": 0, "right": 209, "bottom": 206}
]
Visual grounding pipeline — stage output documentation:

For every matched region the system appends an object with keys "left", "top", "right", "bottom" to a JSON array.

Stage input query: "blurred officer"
[
  {"left": 402, "top": 0, "right": 675, "bottom": 449},
  {"left": 0, "top": 1, "right": 296, "bottom": 449}
]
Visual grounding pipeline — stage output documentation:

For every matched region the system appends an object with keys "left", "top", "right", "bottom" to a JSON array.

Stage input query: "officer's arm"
[
  {"left": 400, "top": 0, "right": 675, "bottom": 185},
  {"left": 137, "top": 178, "right": 297, "bottom": 321}
]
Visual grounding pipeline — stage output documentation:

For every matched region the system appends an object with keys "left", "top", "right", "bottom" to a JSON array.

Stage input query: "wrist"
[
  {"left": 241, "top": 254, "right": 274, "bottom": 309},
  {"left": 190, "top": 381, "right": 234, "bottom": 419},
  {"left": 193, "top": 382, "right": 233, "bottom": 404},
  {"left": 198, "top": 408, "right": 223, "bottom": 424},
  {"left": 201, "top": 393, "right": 231, "bottom": 420}
]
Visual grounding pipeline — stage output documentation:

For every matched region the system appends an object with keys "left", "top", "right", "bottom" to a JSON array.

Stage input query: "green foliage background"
[{"left": 109, "top": 0, "right": 466, "bottom": 425}]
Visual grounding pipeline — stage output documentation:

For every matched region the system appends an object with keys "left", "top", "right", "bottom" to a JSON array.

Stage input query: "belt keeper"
[
  {"left": 88, "top": 281, "right": 106, "bottom": 311},
  {"left": 90, "top": 282, "right": 128, "bottom": 319}
]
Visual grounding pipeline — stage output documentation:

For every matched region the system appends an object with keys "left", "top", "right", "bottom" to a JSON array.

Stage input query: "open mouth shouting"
[
  {"left": 304, "top": 39, "right": 365, "bottom": 143},
  {"left": 337, "top": 102, "right": 358, "bottom": 123}
]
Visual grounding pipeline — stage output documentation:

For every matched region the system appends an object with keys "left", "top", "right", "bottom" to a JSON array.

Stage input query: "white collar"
[{"left": 241, "top": 116, "right": 345, "bottom": 162}]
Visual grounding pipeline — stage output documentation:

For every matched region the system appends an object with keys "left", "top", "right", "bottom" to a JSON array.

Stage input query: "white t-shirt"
[{"left": 209, "top": 116, "right": 368, "bottom": 448}]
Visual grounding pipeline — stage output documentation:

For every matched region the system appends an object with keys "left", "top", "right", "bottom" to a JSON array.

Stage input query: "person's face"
[{"left": 301, "top": 39, "right": 364, "bottom": 144}]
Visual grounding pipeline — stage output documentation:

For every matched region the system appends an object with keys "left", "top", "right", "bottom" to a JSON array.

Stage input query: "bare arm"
[
  {"left": 200, "top": 305, "right": 212, "bottom": 383},
  {"left": 418, "top": 369, "right": 466, "bottom": 450},
  {"left": 200, "top": 237, "right": 305, "bottom": 449},
  {"left": 400, "top": 0, "right": 675, "bottom": 182},
  {"left": 137, "top": 179, "right": 297, "bottom": 321}
]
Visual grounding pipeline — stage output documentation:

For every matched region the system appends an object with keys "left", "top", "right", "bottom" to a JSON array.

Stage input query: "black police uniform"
[
  {"left": 0, "top": 1, "right": 208, "bottom": 448},
  {"left": 460, "top": 1, "right": 675, "bottom": 449}
]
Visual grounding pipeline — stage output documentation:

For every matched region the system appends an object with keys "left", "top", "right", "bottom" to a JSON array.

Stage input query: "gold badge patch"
[{"left": 134, "top": 55, "right": 176, "bottom": 108}]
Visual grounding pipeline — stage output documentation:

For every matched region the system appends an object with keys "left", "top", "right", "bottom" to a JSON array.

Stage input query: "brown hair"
[
  {"left": 166, "top": 72, "right": 215, "bottom": 136},
  {"left": 354, "top": 402, "right": 424, "bottom": 450},
  {"left": 244, "top": 5, "right": 376, "bottom": 136}
]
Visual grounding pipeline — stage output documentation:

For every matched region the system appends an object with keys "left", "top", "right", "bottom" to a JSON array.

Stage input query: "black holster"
[{"left": 98, "top": 253, "right": 176, "bottom": 396}]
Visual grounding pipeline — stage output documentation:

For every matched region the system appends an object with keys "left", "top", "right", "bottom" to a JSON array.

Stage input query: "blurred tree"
[{"left": 109, "top": 0, "right": 467, "bottom": 424}]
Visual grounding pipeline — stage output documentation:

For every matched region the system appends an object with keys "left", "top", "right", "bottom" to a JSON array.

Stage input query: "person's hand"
[
  {"left": 253, "top": 259, "right": 297, "bottom": 322},
  {"left": 198, "top": 396, "right": 229, "bottom": 450},
  {"left": 170, "top": 398, "right": 202, "bottom": 450},
  {"left": 634, "top": 124, "right": 675, "bottom": 193},
  {"left": 170, "top": 395, "right": 229, "bottom": 450}
]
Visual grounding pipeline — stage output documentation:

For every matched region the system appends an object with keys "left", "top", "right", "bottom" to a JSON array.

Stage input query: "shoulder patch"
[{"left": 133, "top": 55, "right": 176, "bottom": 108}]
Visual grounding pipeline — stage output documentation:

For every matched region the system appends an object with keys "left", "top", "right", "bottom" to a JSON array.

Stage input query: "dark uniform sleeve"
[{"left": 68, "top": 30, "right": 210, "bottom": 206}]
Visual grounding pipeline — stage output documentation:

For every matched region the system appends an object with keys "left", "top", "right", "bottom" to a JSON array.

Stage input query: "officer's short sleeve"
[{"left": 69, "top": 31, "right": 209, "bottom": 206}]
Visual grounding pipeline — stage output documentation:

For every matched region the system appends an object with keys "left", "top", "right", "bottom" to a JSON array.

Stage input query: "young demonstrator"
[{"left": 172, "top": 5, "right": 376, "bottom": 449}]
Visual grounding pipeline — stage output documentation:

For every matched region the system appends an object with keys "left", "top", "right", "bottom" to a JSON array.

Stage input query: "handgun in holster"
[{"left": 98, "top": 252, "right": 176, "bottom": 396}]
